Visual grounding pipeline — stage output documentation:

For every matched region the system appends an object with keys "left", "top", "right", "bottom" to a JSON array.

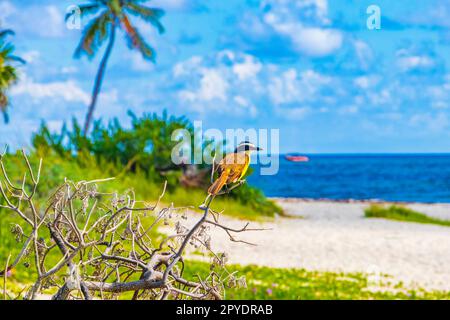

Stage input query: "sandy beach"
[{"left": 185, "top": 199, "right": 450, "bottom": 291}]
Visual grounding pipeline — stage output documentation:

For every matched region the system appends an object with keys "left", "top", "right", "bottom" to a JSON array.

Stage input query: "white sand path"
[{"left": 185, "top": 199, "right": 450, "bottom": 291}]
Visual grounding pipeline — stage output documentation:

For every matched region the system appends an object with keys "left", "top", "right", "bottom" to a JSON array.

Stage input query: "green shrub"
[
  {"left": 30, "top": 111, "right": 282, "bottom": 217},
  {"left": 365, "top": 205, "right": 450, "bottom": 227}
]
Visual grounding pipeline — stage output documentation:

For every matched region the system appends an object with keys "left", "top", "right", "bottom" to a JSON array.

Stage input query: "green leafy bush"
[
  {"left": 31, "top": 111, "right": 281, "bottom": 217},
  {"left": 33, "top": 111, "right": 199, "bottom": 177}
]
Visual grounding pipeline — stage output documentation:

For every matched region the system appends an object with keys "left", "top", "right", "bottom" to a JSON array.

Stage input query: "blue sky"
[{"left": 2, "top": 0, "right": 450, "bottom": 153}]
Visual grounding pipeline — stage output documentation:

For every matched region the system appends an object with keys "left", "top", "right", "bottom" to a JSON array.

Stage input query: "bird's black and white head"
[{"left": 234, "top": 141, "right": 262, "bottom": 153}]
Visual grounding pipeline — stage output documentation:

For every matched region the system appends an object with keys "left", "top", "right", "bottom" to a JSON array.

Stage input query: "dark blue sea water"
[{"left": 248, "top": 154, "right": 450, "bottom": 203}]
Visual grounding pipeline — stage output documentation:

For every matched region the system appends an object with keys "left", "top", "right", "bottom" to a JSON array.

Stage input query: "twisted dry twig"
[{"left": 0, "top": 152, "right": 255, "bottom": 300}]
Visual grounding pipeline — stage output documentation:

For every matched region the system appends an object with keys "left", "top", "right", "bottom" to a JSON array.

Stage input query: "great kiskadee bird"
[{"left": 201, "top": 141, "right": 262, "bottom": 208}]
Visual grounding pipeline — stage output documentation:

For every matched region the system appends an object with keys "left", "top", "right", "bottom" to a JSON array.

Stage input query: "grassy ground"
[
  {"left": 182, "top": 261, "right": 450, "bottom": 300},
  {"left": 4, "top": 256, "right": 449, "bottom": 300},
  {"left": 365, "top": 205, "right": 450, "bottom": 227}
]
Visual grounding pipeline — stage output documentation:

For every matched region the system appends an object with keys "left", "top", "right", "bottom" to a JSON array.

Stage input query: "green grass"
[
  {"left": 183, "top": 261, "right": 450, "bottom": 300},
  {"left": 5, "top": 253, "right": 449, "bottom": 300},
  {"left": 365, "top": 205, "right": 450, "bottom": 227}
]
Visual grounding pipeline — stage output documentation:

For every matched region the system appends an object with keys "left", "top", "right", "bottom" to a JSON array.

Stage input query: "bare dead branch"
[{"left": 0, "top": 152, "right": 257, "bottom": 300}]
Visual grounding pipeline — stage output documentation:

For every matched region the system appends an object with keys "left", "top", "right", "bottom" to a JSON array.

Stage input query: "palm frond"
[
  {"left": 0, "top": 29, "right": 14, "bottom": 39},
  {"left": 74, "top": 10, "right": 112, "bottom": 58},
  {"left": 125, "top": 3, "right": 165, "bottom": 34},
  {"left": 0, "top": 92, "right": 8, "bottom": 108},
  {"left": 0, "top": 42, "right": 14, "bottom": 56},
  {"left": 108, "top": 0, "right": 123, "bottom": 17},
  {"left": 0, "top": 29, "right": 21, "bottom": 123},
  {"left": 120, "top": 15, "right": 156, "bottom": 61},
  {"left": 7, "top": 55, "right": 26, "bottom": 64},
  {"left": 0, "top": 65, "right": 18, "bottom": 88},
  {"left": 0, "top": 90, "right": 10, "bottom": 123},
  {"left": 0, "top": 42, "right": 25, "bottom": 64}
]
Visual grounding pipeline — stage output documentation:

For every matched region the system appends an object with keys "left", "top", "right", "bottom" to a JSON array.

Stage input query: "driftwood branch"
[{"left": 0, "top": 152, "right": 254, "bottom": 300}]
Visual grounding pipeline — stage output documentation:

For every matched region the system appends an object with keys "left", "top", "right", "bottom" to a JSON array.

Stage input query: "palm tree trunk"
[{"left": 83, "top": 24, "right": 116, "bottom": 135}]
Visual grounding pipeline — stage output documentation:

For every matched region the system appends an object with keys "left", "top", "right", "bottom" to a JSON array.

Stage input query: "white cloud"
[
  {"left": 129, "top": 52, "right": 155, "bottom": 72},
  {"left": 268, "top": 69, "right": 298, "bottom": 104},
  {"left": 99, "top": 89, "right": 119, "bottom": 105},
  {"left": 297, "top": 0, "right": 330, "bottom": 24},
  {"left": 367, "top": 89, "right": 392, "bottom": 106},
  {"left": 234, "top": 95, "right": 248, "bottom": 106},
  {"left": 179, "top": 68, "right": 229, "bottom": 102},
  {"left": 44, "top": 6, "right": 65, "bottom": 37},
  {"left": 0, "top": 1, "right": 17, "bottom": 24},
  {"left": 432, "top": 101, "right": 448, "bottom": 109},
  {"left": 233, "top": 95, "right": 258, "bottom": 116},
  {"left": 353, "top": 40, "right": 373, "bottom": 70},
  {"left": 0, "top": 3, "right": 65, "bottom": 38},
  {"left": 173, "top": 56, "right": 203, "bottom": 77},
  {"left": 175, "top": 51, "right": 264, "bottom": 105},
  {"left": 268, "top": 69, "right": 331, "bottom": 104},
  {"left": 173, "top": 51, "right": 265, "bottom": 117},
  {"left": 290, "top": 27, "right": 342, "bottom": 57},
  {"left": 11, "top": 75, "right": 90, "bottom": 104},
  {"left": 396, "top": 53, "right": 435, "bottom": 72},
  {"left": 399, "top": 56, "right": 434, "bottom": 71},
  {"left": 232, "top": 55, "right": 262, "bottom": 80},
  {"left": 263, "top": 0, "right": 330, "bottom": 24},
  {"left": 278, "top": 107, "right": 311, "bottom": 120},
  {"left": 258, "top": 0, "right": 342, "bottom": 57},
  {"left": 61, "top": 66, "right": 78, "bottom": 74},
  {"left": 427, "top": 85, "right": 450, "bottom": 109},
  {"left": 426, "top": 75, "right": 450, "bottom": 110},
  {"left": 46, "top": 120, "right": 64, "bottom": 132},
  {"left": 22, "top": 50, "right": 40, "bottom": 64},
  {"left": 409, "top": 112, "right": 448, "bottom": 132},
  {"left": 354, "top": 75, "right": 379, "bottom": 89}
]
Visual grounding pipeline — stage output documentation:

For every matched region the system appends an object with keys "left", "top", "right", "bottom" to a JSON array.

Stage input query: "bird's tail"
[{"left": 208, "top": 172, "right": 228, "bottom": 195}]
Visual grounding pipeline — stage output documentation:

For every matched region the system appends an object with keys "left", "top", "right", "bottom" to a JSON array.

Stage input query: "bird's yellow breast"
[
  {"left": 217, "top": 151, "right": 252, "bottom": 184},
  {"left": 238, "top": 153, "right": 251, "bottom": 180}
]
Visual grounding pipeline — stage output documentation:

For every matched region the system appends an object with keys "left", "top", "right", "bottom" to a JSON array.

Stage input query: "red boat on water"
[{"left": 285, "top": 155, "right": 309, "bottom": 162}]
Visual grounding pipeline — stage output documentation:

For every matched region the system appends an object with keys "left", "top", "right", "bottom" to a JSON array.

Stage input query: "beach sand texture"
[{"left": 187, "top": 199, "right": 450, "bottom": 291}]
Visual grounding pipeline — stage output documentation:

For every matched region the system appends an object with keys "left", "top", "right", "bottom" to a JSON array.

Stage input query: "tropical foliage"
[
  {"left": 66, "top": 0, "right": 165, "bottom": 133},
  {"left": 33, "top": 111, "right": 203, "bottom": 182},
  {"left": 0, "top": 28, "right": 24, "bottom": 123},
  {"left": 31, "top": 112, "right": 282, "bottom": 217}
]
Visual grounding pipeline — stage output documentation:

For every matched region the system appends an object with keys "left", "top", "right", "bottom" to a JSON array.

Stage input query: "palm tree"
[
  {"left": 67, "top": 0, "right": 165, "bottom": 135},
  {"left": 0, "top": 28, "right": 24, "bottom": 123}
]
